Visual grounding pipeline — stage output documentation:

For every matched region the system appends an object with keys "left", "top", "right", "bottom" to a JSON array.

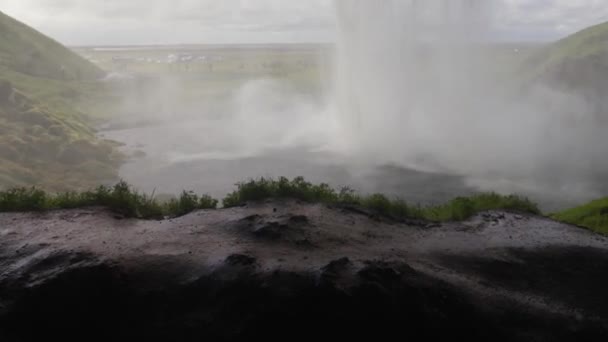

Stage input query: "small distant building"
[
  {"left": 168, "top": 53, "right": 194, "bottom": 64},
  {"left": 167, "top": 54, "right": 179, "bottom": 64},
  {"left": 112, "top": 56, "right": 135, "bottom": 71}
]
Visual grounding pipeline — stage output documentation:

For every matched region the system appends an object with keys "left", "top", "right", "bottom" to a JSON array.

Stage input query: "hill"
[
  {"left": 0, "top": 11, "right": 120, "bottom": 191},
  {"left": 522, "top": 21, "right": 608, "bottom": 111},
  {"left": 522, "top": 22, "right": 608, "bottom": 232},
  {"left": 0, "top": 10, "right": 103, "bottom": 80},
  {"left": 552, "top": 198, "right": 608, "bottom": 235},
  {"left": 528, "top": 21, "right": 608, "bottom": 72}
]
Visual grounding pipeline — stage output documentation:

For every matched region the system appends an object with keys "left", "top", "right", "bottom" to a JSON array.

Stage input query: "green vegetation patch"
[
  {"left": 0, "top": 76, "right": 124, "bottom": 191},
  {"left": 0, "top": 10, "right": 103, "bottom": 80},
  {"left": 551, "top": 198, "right": 608, "bottom": 235},
  {"left": 0, "top": 177, "right": 541, "bottom": 223},
  {"left": 423, "top": 193, "right": 541, "bottom": 222},
  {"left": 519, "top": 21, "right": 608, "bottom": 83},
  {"left": 222, "top": 177, "right": 540, "bottom": 222},
  {"left": 0, "top": 11, "right": 123, "bottom": 191},
  {"left": 0, "top": 181, "right": 217, "bottom": 220},
  {"left": 544, "top": 21, "right": 608, "bottom": 63}
]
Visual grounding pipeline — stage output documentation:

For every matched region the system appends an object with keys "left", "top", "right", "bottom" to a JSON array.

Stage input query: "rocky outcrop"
[{"left": 1, "top": 201, "right": 607, "bottom": 341}]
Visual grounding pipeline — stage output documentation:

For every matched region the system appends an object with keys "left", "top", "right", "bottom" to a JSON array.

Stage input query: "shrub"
[
  {"left": 0, "top": 181, "right": 217, "bottom": 220},
  {"left": 0, "top": 177, "right": 541, "bottom": 223},
  {"left": 199, "top": 194, "right": 219, "bottom": 210},
  {"left": 221, "top": 177, "right": 539, "bottom": 222},
  {"left": 166, "top": 191, "right": 218, "bottom": 217},
  {"left": 362, "top": 194, "right": 393, "bottom": 216},
  {"left": 222, "top": 176, "right": 340, "bottom": 207},
  {"left": 337, "top": 187, "right": 361, "bottom": 205},
  {"left": 424, "top": 193, "right": 540, "bottom": 222},
  {"left": 0, "top": 187, "right": 48, "bottom": 211}
]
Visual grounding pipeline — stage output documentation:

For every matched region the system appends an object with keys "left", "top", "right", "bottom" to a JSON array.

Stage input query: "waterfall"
[{"left": 332, "top": 0, "right": 494, "bottom": 167}]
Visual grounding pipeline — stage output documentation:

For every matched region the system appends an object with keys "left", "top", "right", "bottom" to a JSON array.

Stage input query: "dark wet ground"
[{"left": 1, "top": 202, "right": 607, "bottom": 341}]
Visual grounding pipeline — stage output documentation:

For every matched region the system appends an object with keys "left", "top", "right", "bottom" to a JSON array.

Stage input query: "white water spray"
[
  {"left": 332, "top": 0, "right": 608, "bottom": 201},
  {"left": 333, "top": 0, "right": 495, "bottom": 167}
]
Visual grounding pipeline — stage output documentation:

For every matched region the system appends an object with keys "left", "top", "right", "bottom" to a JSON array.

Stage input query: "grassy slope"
[
  {"left": 537, "top": 22, "right": 608, "bottom": 235},
  {"left": 552, "top": 199, "right": 608, "bottom": 235},
  {"left": 222, "top": 177, "right": 540, "bottom": 221},
  {"left": 0, "top": 177, "right": 539, "bottom": 221},
  {"left": 0, "top": 181, "right": 218, "bottom": 220},
  {"left": 0, "top": 11, "right": 103, "bottom": 80},
  {"left": 536, "top": 21, "right": 608, "bottom": 68},
  {"left": 0, "top": 11, "right": 121, "bottom": 191},
  {"left": 520, "top": 21, "right": 608, "bottom": 85}
]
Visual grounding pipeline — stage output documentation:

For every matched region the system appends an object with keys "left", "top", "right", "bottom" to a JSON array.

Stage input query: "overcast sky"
[{"left": 2, "top": 0, "right": 608, "bottom": 46}]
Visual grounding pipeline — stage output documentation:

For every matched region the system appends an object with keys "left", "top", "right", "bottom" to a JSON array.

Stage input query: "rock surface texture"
[{"left": 1, "top": 201, "right": 607, "bottom": 341}]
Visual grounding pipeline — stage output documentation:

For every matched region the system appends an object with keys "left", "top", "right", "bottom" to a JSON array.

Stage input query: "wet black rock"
[
  {"left": 236, "top": 213, "right": 314, "bottom": 246},
  {"left": 1, "top": 206, "right": 608, "bottom": 342},
  {"left": 225, "top": 253, "right": 258, "bottom": 267}
]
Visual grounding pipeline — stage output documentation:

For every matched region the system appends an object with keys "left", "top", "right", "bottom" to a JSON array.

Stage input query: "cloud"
[
  {"left": 1, "top": 0, "right": 608, "bottom": 45},
  {"left": 499, "top": 0, "right": 608, "bottom": 40},
  {"left": 2, "top": 0, "right": 334, "bottom": 29}
]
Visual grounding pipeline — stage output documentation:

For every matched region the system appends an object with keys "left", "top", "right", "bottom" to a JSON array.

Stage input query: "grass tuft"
[
  {"left": 223, "top": 177, "right": 342, "bottom": 207},
  {"left": 0, "top": 177, "right": 544, "bottom": 223},
  {"left": 0, "top": 180, "right": 217, "bottom": 220},
  {"left": 0, "top": 187, "right": 48, "bottom": 211},
  {"left": 551, "top": 198, "right": 608, "bottom": 235},
  {"left": 222, "top": 177, "right": 540, "bottom": 222},
  {"left": 166, "top": 191, "right": 219, "bottom": 218},
  {"left": 424, "top": 193, "right": 541, "bottom": 222}
]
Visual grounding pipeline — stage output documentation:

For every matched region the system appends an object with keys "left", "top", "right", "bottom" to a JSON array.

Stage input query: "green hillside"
[
  {"left": 0, "top": 11, "right": 121, "bottom": 191},
  {"left": 0, "top": 10, "right": 103, "bottom": 80},
  {"left": 522, "top": 21, "right": 608, "bottom": 92},
  {"left": 533, "top": 22, "right": 608, "bottom": 234},
  {"left": 552, "top": 198, "right": 608, "bottom": 235},
  {"left": 534, "top": 21, "right": 608, "bottom": 69}
]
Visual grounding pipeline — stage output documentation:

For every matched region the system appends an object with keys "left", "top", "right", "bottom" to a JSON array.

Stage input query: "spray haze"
[
  {"left": 331, "top": 0, "right": 608, "bottom": 203},
  {"left": 94, "top": 0, "right": 608, "bottom": 209}
]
